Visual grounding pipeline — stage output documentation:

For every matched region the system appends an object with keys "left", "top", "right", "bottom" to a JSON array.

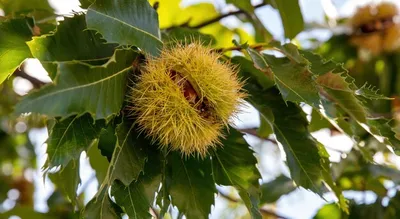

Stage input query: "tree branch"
[
  {"left": 14, "top": 68, "right": 47, "bottom": 89},
  {"left": 214, "top": 43, "right": 269, "bottom": 53},
  {"left": 189, "top": 3, "right": 268, "bottom": 29}
]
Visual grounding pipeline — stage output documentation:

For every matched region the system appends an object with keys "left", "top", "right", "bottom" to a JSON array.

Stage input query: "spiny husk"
[
  {"left": 350, "top": 24, "right": 400, "bottom": 54},
  {"left": 349, "top": 2, "right": 400, "bottom": 55},
  {"left": 129, "top": 42, "right": 245, "bottom": 157},
  {"left": 351, "top": 2, "right": 398, "bottom": 28}
]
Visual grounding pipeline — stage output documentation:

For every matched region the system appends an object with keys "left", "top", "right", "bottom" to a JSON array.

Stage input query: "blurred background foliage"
[{"left": 3, "top": 0, "right": 400, "bottom": 219}]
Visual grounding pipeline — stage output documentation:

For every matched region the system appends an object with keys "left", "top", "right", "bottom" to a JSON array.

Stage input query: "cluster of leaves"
[{"left": 2, "top": 0, "right": 400, "bottom": 218}]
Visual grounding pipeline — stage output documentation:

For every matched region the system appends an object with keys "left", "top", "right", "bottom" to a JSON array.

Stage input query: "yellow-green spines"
[{"left": 129, "top": 43, "right": 245, "bottom": 157}]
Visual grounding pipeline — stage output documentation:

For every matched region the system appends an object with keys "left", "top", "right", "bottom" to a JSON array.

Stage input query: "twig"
[
  {"left": 217, "top": 188, "right": 290, "bottom": 219},
  {"left": 237, "top": 128, "right": 277, "bottom": 144},
  {"left": 14, "top": 68, "right": 47, "bottom": 89},
  {"left": 189, "top": 2, "right": 268, "bottom": 29},
  {"left": 214, "top": 43, "right": 269, "bottom": 53}
]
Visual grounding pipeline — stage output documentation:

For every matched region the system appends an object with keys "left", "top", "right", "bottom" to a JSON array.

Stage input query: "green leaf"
[
  {"left": 86, "top": 0, "right": 163, "bottom": 56},
  {"left": 252, "top": 89, "right": 324, "bottom": 192},
  {"left": 336, "top": 166, "right": 388, "bottom": 197},
  {"left": 79, "top": 0, "right": 94, "bottom": 8},
  {"left": 157, "top": 153, "right": 170, "bottom": 216},
  {"left": 15, "top": 49, "right": 138, "bottom": 120},
  {"left": 107, "top": 121, "right": 148, "bottom": 186},
  {"left": 236, "top": 42, "right": 320, "bottom": 106},
  {"left": 0, "top": 206, "right": 52, "bottom": 219},
  {"left": 258, "top": 114, "right": 274, "bottom": 138},
  {"left": 300, "top": 50, "right": 368, "bottom": 123},
  {"left": 260, "top": 175, "right": 296, "bottom": 204},
  {"left": 318, "top": 143, "right": 349, "bottom": 213},
  {"left": 269, "top": 0, "right": 304, "bottom": 39},
  {"left": 263, "top": 54, "right": 320, "bottom": 106},
  {"left": 212, "top": 128, "right": 262, "bottom": 218},
  {"left": 356, "top": 84, "right": 392, "bottom": 100},
  {"left": 226, "top": 0, "right": 253, "bottom": 12},
  {"left": 27, "top": 15, "right": 117, "bottom": 65},
  {"left": 0, "top": 175, "right": 11, "bottom": 203},
  {"left": 299, "top": 50, "right": 339, "bottom": 74},
  {"left": 313, "top": 203, "right": 342, "bottom": 219},
  {"left": 176, "top": 3, "right": 218, "bottom": 27},
  {"left": 150, "top": 1, "right": 217, "bottom": 30},
  {"left": 111, "top": 150, "right": 162, "bottom": 219},
  {"left": 0, "top": 0, "right": 54, "bottom": 16},
  {"left": 98, "top": 123, "right": 118, "bottom": 161},
  {"left": 111, "top": 180, "right": 153, "bottom": 219},
  {"left": 269, "top": 41, "right": 308, "bottom": 64},
  {"left": 238, "top": 190, "right": 261, "bottom": 219},
  {"left": 165, "top": 153, "right": 216, "bottom": 219},
  {"left": 233, "top": 41, "right": 269, "bottom": 73},
  {"left": 85, "top": 121, "right": 148, "bottom": 219},
  {"left": 349, "top": 200, "right": 385, "bottom": 219},
  {"left": 49, "top": 160, "right": 80, "bottom": 206},
  {"left": 84, "top": 186, "right": 121, "bottom": 219},
  {"left": 201, "top": 23, "right": 236, "bottom": 48},
  {"left": 367, "top": 118, "right": 400, "bottom": 154},
  {"left": 384, "top": 191, "right": 400, "bottom": 218},
  {"left": 231, "top": 56, "right": 274, "bottom": 90},
  {"left": 0, "top": 17, "right": 34, "bottom": 84},
  {"left": 317, "top": 71, "right": 367, "bottom": 123},
  {"left": 302, "top": 51, "right": 398, "bottom": 152},
  {"left": 230, "top": 8, "right": 273, "bottom": 42},
  {"left": 238, "top": 65, "right": 333, "bottom": 196},
  {"left": 309, "top": 109, "right": 331, "bottom": 132},
  {"left": 45, "top": 114, "right": 105, "bottom": 168},
  {"left": 88, "top": 142, "right": 109, "bottom": 183}
]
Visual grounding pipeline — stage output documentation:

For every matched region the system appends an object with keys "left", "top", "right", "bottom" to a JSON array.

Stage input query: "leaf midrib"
[
  {"left": 274, "top": 74, "right": 314, "bottom": 103},
  {"left": 48, "top": 116, "right": 78, "bottom": 166},
  {"left": 18, "top": 66, "right": 131, "bottom": 109},
  {"left": 87, "top": 9, "right": 162, "bottom": 44},
  {"left": 110, "top": 123, "right": 136, "bottom": 183},
  {"left": 180, "top": 159, "right": 204, "bottom": 217},
  {"left": 272, "top": 123, "right": 320, "bottom": 192}
]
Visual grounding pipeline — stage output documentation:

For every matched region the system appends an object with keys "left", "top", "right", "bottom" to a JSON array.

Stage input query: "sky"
[{"left": 7, "top": 0, "right": 400, "bottom": 219}]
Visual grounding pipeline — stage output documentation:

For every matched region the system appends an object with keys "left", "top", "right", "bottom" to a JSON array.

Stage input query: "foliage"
[{"left": 2, "top": 0, "right": 400, "bottom": 219}]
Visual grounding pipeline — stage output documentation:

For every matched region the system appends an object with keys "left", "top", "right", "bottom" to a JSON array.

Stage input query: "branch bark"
[
  {"left": 14, "top": 68, "right": 47, "bottom": 89},
  {"left": 189, "top": 3, "right": 268, "bottom": 29},
  {"left": 214, "top": 43, "right": 269, "bottom": 53}
]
